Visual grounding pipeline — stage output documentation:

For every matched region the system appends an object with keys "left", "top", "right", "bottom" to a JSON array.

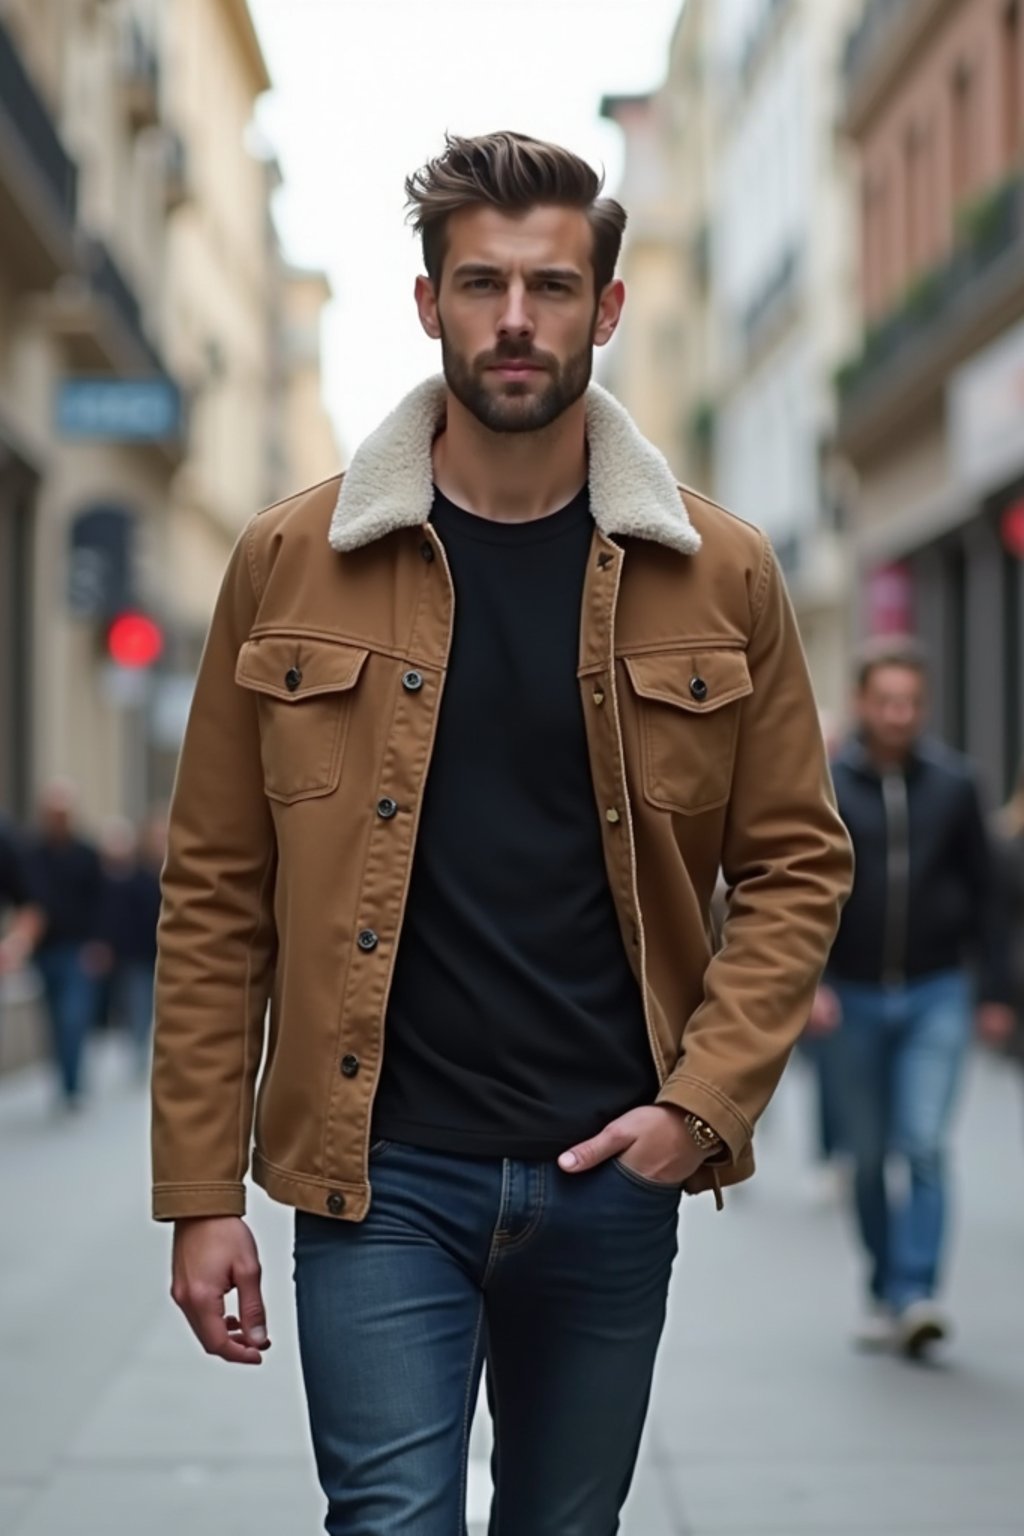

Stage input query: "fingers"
[
  {"left": 558, "top": 1120, "right": 632, "bottom": 1173},
  {"left": 177, "top": 1284, "right": 265, "bottom": 1365},
  {"left": 234, "top": 1256, "right": 270, "bottom": 1351}
]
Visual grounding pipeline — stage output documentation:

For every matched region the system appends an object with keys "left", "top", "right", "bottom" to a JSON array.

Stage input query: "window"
[
  {"left": 1004, "top": 0, "right": 1021, "bottom": 162},
  {"left": 951, "top": 62, "right": 976, "bottom": 208}
]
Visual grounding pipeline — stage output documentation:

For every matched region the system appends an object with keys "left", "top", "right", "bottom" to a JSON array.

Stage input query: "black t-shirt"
[{"left": 373, "top": 485, "right": 656, "bottom": 1159}]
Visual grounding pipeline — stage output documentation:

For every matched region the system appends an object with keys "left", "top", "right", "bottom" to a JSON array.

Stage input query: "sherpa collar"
[{"left": 328, "top": 375, "right": 701, "bottom": 557}]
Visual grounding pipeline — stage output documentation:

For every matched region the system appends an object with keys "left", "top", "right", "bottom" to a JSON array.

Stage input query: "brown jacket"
[{"left": 151, "top": 378, "right": 853, "bottom": 1223}]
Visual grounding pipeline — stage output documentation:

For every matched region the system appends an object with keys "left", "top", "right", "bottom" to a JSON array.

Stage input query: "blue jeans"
[
  {"left": 35, "top": 946, "right": 98, "bottom": 1102},
  {"left": 294, "top": 1140, "right": 681, "bottom": 1535},
  {"left": 834, "top": 971, "right": 972, "bottom": 1310}
]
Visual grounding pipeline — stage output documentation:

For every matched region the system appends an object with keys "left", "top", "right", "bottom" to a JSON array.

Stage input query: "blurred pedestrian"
[
  {"left": 814, "top": 637, "right": 1013, "bottom": 1358},
  {"left": 152, "top": 132, "right": 853, "bottom": 1535},
  {"left": 992, "top": 761, "right": 1024, "bottom": 1083},
  {"left": 25, "top": 781, "right": 104, "bottom": 1108},
  {"left": 96, "top": 816, "right": 162, "bottom": 1080},
  {"left": 0, "top": 815, "right": 44, "bottom": 979}
]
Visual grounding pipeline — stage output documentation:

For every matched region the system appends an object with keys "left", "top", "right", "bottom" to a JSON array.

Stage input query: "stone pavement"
[{"left": 0, "top": 1036, "right": 1021, "bottom": 1535}]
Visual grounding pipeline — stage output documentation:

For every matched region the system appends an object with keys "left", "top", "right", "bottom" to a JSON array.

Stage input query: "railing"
[
  {"left": 836, "top": 174, "right": 1024, "bottom": 408},
  {"left": 741, "top": 245, "right": 801, "bottom": 352},
  {"left": 0, "top": 16, "right": 77, "bottom": 226},
  {"left": 81, "top": 235, "right": 175, "bottom": 384}
]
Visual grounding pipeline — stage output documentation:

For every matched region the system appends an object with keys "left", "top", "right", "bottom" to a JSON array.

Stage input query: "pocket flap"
[
  {"left": 623, "top": 648, "right": 752, "bottom": 714},
  {"left": 236, "top": 634, "right": 369, "bottom": 701}
]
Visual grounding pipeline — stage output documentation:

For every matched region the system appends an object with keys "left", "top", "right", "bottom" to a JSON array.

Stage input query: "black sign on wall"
[{"left": 67, "top": 504, "right": 136, "bottom": 619}]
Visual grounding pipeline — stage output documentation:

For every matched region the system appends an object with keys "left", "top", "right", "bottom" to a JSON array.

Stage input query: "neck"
[
  {"left": 432, "top": 391, "right": 587, "bottom": 523},
  {"left": 864, "top": 738, "right": 912, "bottom": 773}
]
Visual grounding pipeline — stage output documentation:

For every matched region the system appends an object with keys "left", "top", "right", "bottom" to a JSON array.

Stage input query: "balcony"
[
  {"left": 45, "top": 235, "right": 184, "bottom": 453},
  {"left": 0, "top": 16, "right": 78, "bottom": 284},
  {"left": 842, "top": 0, "right": 959, "bottom": 134},
  {"left": 836, "top": 175, "right": 1024, "bottom": 458}
]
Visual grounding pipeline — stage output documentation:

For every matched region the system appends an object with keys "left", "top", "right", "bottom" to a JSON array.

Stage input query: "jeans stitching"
[
  {"left": 482, "top": 1159, "right": 511, "bottom": 1287},
  {"left": 491, "top": 1162, "right": 547, "bottom": 1258},
  {"left": 458, "top": 1301, "right": 485, "bottom": 1536}
]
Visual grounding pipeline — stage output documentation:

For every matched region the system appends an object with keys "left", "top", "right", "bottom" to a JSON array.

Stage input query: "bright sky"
[{"left": 249, "top": 0, "right": 683, "bottom": 460}]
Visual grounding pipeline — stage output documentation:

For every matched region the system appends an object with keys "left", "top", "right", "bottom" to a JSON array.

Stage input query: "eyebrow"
[{"left": 452, "top": 262, "right": 584, "bottom": 286}]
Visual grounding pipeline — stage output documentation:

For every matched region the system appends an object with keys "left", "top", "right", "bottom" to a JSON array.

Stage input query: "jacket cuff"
[
  {"left": 152, "top": 1182, "right": 246, "bottom": 1222},
  {"left": 655, "top": 1074, "right": 751, "bottom": 1165}
]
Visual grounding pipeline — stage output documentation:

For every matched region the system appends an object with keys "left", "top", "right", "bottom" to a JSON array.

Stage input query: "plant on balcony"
[{"left": 954, "top": 177, "right": 1017, "bottom": 257}]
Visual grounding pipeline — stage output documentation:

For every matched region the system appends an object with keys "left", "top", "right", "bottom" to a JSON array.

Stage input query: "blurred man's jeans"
[
  {"left": 35, "top": 945, "right": 97, "bottom": 1103},
  {"left": 294, "top": 1139, "right": 681, "bottom": 1536},
  {"left": 834, "top": 971, "right": 972, "bottom": 1310}
]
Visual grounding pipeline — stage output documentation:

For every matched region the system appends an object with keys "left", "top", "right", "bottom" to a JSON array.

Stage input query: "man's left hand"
[{"left": 558, "top": 1104, "right": 710, "bottom": 1185}]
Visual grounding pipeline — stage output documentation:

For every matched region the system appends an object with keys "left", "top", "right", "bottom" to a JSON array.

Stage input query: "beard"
[{"left": 440, "top": 325, "right": 594, "bottom": 434}]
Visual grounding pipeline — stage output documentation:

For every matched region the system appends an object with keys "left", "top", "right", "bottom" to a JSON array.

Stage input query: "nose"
[{"left": 497, "top": 281, "right": 534, "bottom": 340}]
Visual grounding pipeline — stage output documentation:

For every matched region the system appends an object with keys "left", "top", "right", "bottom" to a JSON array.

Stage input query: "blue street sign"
[{"left": 56, "top": 377, "right": 183, "bottom": 442}]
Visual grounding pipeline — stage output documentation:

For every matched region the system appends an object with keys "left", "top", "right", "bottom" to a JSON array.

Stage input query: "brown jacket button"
[
  {"left": 420, "top": 540, "right": 435, "bottom": 562},
  {"left": 340, "top": 1053, "right": 360, "bottom": 1077},
  {"left": 285, "top": 667, "right": 302, "bottom": 692},
  {"left": 690, "top": 676, "right": 708, "bottom": 701},
  {"left": 402, "top": 670, "right": 424, "bottom": 692},
  {"left": 357, "top": 929, "right": 379, "bottom": 951},
  {"left": 606, "top": 807, "right": 621, "bottom": 824},
  {"left": 326, "top": 1191, "right": 346, "bottom": 1215},
  {"left": 376, "top": 797, "right": 398, "bottom": 819}
]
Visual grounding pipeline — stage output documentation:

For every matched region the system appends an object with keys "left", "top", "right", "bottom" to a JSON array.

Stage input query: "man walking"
[
  {"left": 815, "top": 638, "right": 1012, "bottom": 1359},
  {"left": 26, "top": 781, "right": 104, "bottom": 1107},
  {"left": 153, "top": 131, "right": 852, "bottom": 1534}
]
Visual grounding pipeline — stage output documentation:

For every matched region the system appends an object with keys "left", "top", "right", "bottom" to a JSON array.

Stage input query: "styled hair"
[
  {"left": 405, "top": 131, "right": 627, "bottom": 293},
  {"left": 854, "top": 634, "right": 930, "bottom": 691}
]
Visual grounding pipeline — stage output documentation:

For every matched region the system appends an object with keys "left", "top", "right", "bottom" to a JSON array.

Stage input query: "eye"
[
  {"left": 467, "top": 277, "right": 499, "bottom": 290},
  {"left": 540, "top": 280, "right": 569, "bottom": 293}
]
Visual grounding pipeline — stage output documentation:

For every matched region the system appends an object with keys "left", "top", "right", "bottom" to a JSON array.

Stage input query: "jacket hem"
[
  {"left": 252, "top": 1151, "right": 371, "bottom": 1220},
  {"left": 152, "top": 1181, "right": 246, "bottom": 1221}
]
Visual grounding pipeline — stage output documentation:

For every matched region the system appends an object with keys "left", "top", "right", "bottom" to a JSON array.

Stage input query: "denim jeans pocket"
[{"left": 611, "top": 1157, "right": 685, "bottom": 1196}]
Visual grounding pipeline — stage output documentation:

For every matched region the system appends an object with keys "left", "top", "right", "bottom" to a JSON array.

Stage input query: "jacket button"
[
  {"left": 285, "top": 667, "right": 302, "bottom": 692},
  {"left": 420, "top": 540, "right": 435, "bottom": 563},
  {"left": 340, "top": 1053, "right": 360, "bottom": 1077},
  {"left": 376, "top": 797, "right": 398, "bottom": 819},
  {"left": 357, "top": 928, "right": 379, "bottom": 951},
  {"left": 606, "top": 807, "right": 621, "bottom": 824},
  {"left": 689, "top": 676, "right": 708, "bottom": 701},
  {"left": 402, "top": 669, "right": 424, "bottom": 692},
  {"left": 592, "top": 688, "right": 605, "bottom": 706},
  {"left": 326, "top": 1191, "right": 346, "bottom": 1215}
]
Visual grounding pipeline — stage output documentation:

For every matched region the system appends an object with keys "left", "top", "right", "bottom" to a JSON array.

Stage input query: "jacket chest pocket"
[
  {"left": 623, "top": 648, "right": 752, "bottom": 815},
  {"left": 236, "top": 634, "right": 369, "bottom": 803}
]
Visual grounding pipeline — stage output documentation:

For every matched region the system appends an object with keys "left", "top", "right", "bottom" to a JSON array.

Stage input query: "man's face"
[
  {"left": 415, "top": 204, "right": 623, "bottom": 433},
  {"left": 856, "top": 664, "right": 927, "bottom": 759}
]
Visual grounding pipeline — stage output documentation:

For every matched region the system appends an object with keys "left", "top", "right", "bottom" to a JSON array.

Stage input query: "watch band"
[{"left": 682, "top": 1111, "right": 724, "bottom": 1156}]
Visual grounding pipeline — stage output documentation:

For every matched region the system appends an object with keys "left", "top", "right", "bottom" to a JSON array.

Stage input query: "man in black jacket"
[{"left": 813, "top": 637, "right": 1013, "bottom": 1358}]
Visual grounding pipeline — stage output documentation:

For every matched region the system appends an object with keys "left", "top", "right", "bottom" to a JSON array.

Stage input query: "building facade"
[
  {"left": 601, "top": 0, "right": 862, "bottom": 715},
  {"left": 0, "top": 0, "right": 337, "bottom": 822},
  {"left": 837, "top": 0, "right": 1024, "bottom": 796}
]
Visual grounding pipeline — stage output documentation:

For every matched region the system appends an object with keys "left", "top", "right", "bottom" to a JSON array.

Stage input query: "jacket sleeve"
[
  {"left": 656, "top": 538, "right": 854, "bottom": 1162},
  {"left": 151, "top": 520, "right": 277, "bottom": 1220},
  {"left": 959, "top": 778, "right": 1011, "bottom": 1005}
]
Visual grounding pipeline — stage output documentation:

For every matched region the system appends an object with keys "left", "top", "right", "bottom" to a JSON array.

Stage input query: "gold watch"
[{"left": 682, "top": 1112, "right": 723, "bottom": 1158}]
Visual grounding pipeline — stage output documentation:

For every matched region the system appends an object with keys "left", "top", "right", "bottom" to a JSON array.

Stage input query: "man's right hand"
[
  {"left": 171, "top": 1216, "right": 270, "bottom": 1365},
  {"left": 806, "top": 984, "right": 842, "bottom": 1035}
]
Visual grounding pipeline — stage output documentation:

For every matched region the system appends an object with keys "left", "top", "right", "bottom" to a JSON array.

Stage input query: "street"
[{"left": 0, "top": 1040, "right": 1021, "bottom": 1535}]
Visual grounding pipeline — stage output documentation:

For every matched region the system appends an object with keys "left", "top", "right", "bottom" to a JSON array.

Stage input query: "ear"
[
  {"left": 415, "top": 275, "right": 442, "bottom": 340},
  {"left": 593, "top": 279, "right": 625, "bottom": 348}
]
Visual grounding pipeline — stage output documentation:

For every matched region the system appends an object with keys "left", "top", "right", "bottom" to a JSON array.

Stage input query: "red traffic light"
[
  {"left": 107, "top": 611, "right": 163, "bottom": 669},
  {"left": 1001, "top": 500, "right": 1024, "bottom": 559}
]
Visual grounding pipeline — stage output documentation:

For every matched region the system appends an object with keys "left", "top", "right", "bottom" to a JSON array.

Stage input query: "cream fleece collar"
[{"left": 328, "top": 375, "right": 700, "bottom": 556}]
